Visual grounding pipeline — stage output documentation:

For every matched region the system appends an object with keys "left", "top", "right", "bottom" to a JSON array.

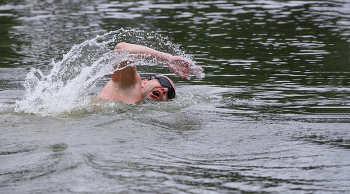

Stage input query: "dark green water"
[{"left": 1, "top": 0, "right": 350, "bottom": 193}]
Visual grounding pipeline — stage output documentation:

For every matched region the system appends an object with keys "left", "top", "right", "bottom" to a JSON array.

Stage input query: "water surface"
[{"left": 1, "top": 0, "right": 350, "bottom": 193}]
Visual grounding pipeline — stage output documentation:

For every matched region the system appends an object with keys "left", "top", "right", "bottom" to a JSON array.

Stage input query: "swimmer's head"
[{"left": 141, "top": 75, "right": 175, "bottom": 101}]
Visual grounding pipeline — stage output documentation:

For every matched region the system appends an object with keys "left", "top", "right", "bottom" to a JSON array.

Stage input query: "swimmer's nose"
[{"left": 161, "top": 88, "right": 168, "bottom": 99}]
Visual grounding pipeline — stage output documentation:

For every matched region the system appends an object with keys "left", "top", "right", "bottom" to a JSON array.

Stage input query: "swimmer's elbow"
[{"left": 114, "top": 42, "right": 129, "bottom": 50}]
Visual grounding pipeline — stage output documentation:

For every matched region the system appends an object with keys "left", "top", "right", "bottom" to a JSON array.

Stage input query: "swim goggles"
[{"left": 148, "top": 75, "right": 176, "bottom": 99}]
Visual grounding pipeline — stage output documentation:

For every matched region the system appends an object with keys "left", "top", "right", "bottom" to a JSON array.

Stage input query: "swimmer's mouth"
[{"left": 152, "top": 91, "right": 160, "bottom": 98}]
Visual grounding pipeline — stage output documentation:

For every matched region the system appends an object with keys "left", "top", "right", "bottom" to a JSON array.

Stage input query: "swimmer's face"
[{"left": 141, "top": 75, "right": 176, "bottom": 101}]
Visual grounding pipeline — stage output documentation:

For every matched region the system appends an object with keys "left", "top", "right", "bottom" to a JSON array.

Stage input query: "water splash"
[{"left": 15, "top": 29, "right": 198, "bottom": 117}]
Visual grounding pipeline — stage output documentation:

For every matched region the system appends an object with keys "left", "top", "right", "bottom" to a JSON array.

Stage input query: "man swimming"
[{"left": 97, "top": 42, "right": 203, "bottom": 103}]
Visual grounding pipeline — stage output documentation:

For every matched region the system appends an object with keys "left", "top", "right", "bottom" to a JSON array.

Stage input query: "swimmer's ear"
[{"left": 141, "top": 79, "right": 147, "bottom": 88}]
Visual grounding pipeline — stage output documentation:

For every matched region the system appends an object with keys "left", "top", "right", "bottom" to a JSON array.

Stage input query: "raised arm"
[
  {"left": 114, "top": 42, "right": 171, "bottom": 64},
  {"left": 113, "top": 42, "right": 203, "bottom": 79}
]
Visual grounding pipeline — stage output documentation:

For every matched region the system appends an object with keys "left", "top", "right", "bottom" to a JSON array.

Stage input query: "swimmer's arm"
[
  {"left": 114, "top": 42, "right": 203, "bottom": 79},
  {"left": 110, "top": 60, "right": 139, "bottom": 87},
  {"left": 110, "top": 43, "right": 142, "bottom": 86},
  {"left": 114, "top": 42, "right": 171, "bottom": 64}
]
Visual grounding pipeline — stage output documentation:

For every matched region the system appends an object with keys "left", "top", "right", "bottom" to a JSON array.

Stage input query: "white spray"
[{"left": 15, "top": 29, "right": 195, "bottom": 117}]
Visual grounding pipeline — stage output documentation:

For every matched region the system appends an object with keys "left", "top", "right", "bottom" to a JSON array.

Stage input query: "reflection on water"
[{"left": 1, "top": 0, "right": 350, "bottom": 193}]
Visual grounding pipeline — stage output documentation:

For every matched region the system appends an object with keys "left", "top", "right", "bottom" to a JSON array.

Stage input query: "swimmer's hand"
[{"left": 166, "top": 55, "right": 204, "bottom": 80}]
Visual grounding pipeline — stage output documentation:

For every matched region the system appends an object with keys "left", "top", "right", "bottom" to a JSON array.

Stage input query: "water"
[
  {"left": 14, "top": 29, "right": 198, "bottom": 117},
  {"left": 1, "top": 0, "right": 350, "bottom": 193}
]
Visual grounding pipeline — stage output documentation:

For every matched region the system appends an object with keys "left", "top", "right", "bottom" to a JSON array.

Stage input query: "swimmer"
[{"left": 97, "top": 42, "right": 203, "bottom": 104}]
